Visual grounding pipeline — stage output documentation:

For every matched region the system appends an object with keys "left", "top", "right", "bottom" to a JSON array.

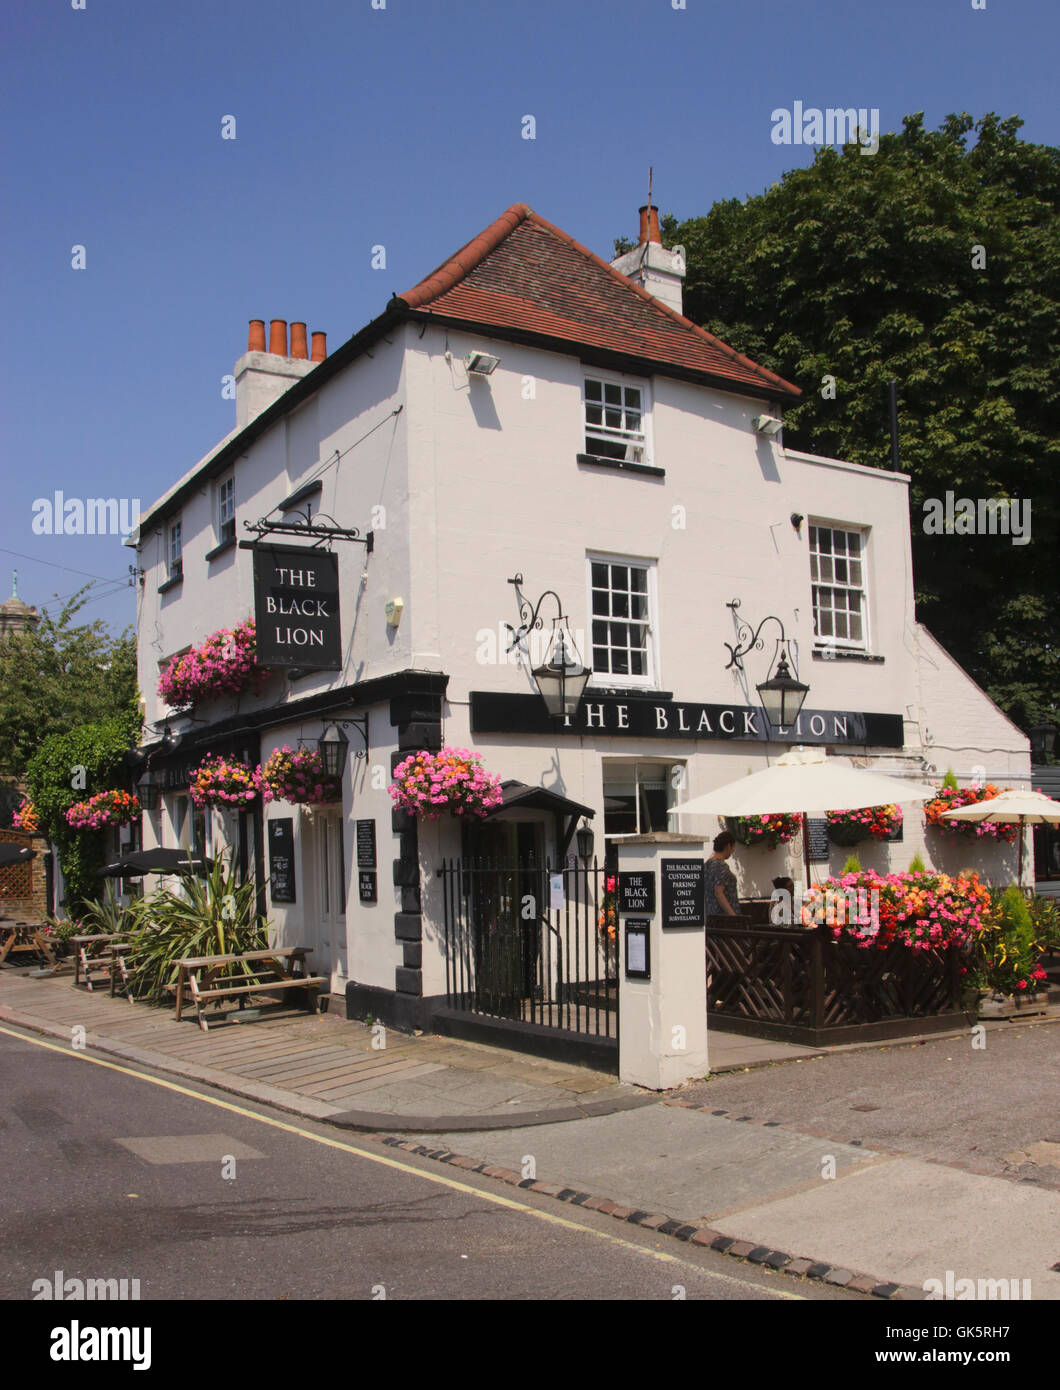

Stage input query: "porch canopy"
[{"left": 483, "top": 780, "right": 594, "bottom": 859}]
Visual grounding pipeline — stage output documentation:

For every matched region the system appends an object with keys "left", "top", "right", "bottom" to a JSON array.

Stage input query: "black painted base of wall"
[
  {"left": 430, "top": 1007, "right": 619, "bottom": 1074},
  {"left": 345, "top": 980, "right": 445, "bottom": 1034}
]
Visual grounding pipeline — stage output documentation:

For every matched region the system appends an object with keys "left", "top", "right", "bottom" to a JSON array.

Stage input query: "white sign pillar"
[{"left": 617, "top": 834, "right": 710, "bottom": 1089}]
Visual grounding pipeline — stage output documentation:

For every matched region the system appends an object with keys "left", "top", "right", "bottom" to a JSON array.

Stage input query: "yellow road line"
[{"left": 0, "top": 1022, "right": 804, "bottom": 1298}]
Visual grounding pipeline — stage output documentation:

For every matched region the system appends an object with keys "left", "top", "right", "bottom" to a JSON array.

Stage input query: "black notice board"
[
  {"left": 807, "top": 817, "right": 831, "bottom": 862},
  {"left": 358, "top": 871, "right": 377, "bottom": 904},
  {"left": 624, "top": 919, "right": 651, "bottom": 980},
  {"left": 619, "top": 871, "right": 656, "bottom": 915},
  {"left": 661, "top": 858, "right": 705, "bottom": 929},
  {"left": 268, "top": 817, "right": 296, "bottom": 903},
  {"left": 356, "top": 819, "right": 377, "bottom": 870}
]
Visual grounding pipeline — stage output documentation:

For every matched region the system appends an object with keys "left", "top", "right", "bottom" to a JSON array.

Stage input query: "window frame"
[
  {"left": 586, "top": 551, "right": 659, "bottom": 689},
  {"left": 808, "top": 520, "right": 870, "bottom": 653},
  {"left": 602, "top": 760, "right": 685, "bottom": 840},
  {"left": 217, "top": 474, "right": 236, "bottom": 544},
  {"left": 582, "top": 372, "right": 651, "bottom": 465},
  {"left": 167, "top": 518, "right": 183, "bottom": 581}
]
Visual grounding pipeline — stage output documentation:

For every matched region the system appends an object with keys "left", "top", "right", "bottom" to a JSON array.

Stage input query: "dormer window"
[
  {"left": 218, "top": 475, "right": 235, "bottom": 544},
  {"left": 584, "top": 377, "right": 648, "bottom": 463}
]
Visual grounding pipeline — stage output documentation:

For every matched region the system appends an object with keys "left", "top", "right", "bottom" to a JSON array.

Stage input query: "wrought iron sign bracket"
[
  {"left": 724, "top": 598, "right": 800, "bottom": 677},
  {"left": 504, "top": 573, "right": 568, "bottom": 654},
  {"left": 240, "top": 507, "right": 373, "bottom": 552}
]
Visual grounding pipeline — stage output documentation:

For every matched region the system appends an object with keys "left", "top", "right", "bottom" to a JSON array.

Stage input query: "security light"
[
  {"left": 465, "top": 351, "right": 501, "bottom": 376},
  {"left": 753, "top": 414, "right": 783, "bottom": 436}
]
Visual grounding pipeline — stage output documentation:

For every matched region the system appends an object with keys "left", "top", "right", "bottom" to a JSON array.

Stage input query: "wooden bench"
[
  {"left": 170, "top": 947, "right": 326, "bottom": 1031},
  {"left": 70, "top": 934, "right": 127, "bottom": 990}
]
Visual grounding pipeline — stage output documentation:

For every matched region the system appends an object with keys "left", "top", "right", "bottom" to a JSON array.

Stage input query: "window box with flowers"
[
  {"left": 189, "top": 755, "right": 259, "bottom": 809},
  {"left": 728, "top": 813, "right": 802, "bottom": 851},
  {"left": 157, "top": 618, "right": 269, "bottom": 709},
  {"left": 827, "top": 804, "right": 903, "bottom": 847},
  {"left": 923, "top": 774, "right": 1019, "bottom": 843},
  {"left": 255, "top": 746, "right": 342, "bottom": 806},
  {"left": 65, "top": 789, "right": 141, "bottom": 830},
  {"left": 389, "top": 748, "right": 504, "bottom": 821}
]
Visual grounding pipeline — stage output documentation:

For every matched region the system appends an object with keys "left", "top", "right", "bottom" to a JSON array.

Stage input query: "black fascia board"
[
  {"left": 397, "top": 307, "right": 802, "bottom": 405},
  {"left": 136, "top": 303, "right": 408, "bottom": 535}
]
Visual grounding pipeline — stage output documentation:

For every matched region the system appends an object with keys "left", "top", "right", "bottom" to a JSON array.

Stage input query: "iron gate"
[{"left": 437, "top": 857, "right": 617, "bottom": 1040}]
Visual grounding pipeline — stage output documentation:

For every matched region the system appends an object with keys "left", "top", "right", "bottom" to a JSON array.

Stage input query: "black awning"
[{"left": 485, "top": 780, "right": 595, "bottom": 821}]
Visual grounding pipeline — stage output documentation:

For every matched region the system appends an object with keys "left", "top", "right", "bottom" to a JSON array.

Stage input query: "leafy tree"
[
  {"left": 24, "top": 717, "right": 140, "bottom": 913},
  {"left": 631, "top": 113, "right": 1059, "bottom": 732},
  {"left": 0, "top": 585, "right": 139, "bottom": 784}
]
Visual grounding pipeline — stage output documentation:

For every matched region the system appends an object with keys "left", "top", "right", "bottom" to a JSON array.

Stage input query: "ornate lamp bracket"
[{"left": 724, "top": 599, "right": 800, "bottom": 678}]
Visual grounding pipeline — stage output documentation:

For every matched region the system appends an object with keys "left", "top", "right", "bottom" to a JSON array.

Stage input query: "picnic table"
[
  {"left": 170, "top": 947, "right": 326, "bottom": 1031},
  {"left": 70, "top": 933, "right": 129, "bottom": 991},
  {"left": 0, "top": 918, "right": 56, "bottom": 968}
]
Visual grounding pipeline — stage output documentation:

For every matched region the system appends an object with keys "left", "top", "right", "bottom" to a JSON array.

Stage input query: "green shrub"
[
  {"left": 908, "top": 852, "right": 927, "bottom": 873},
  {"left": 1028, "top": 895, "right": 1060, "bottom": 953},
  {"left": 125, "top": 854, "right": 268, "bottom": 1003},
  {"left": 972, "top": 885, "right": 1048, "bottom": 996},
  {"left": 841, "top": 853, "right": 862, "bottom": 875}
]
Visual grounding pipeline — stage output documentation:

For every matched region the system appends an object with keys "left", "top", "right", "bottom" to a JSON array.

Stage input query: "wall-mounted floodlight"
[
  {"left": 753, "top": 414, "right": 783, "bottom": 436},
  {"left": 465, "top": 351, "right": 501, "bottom": 376}
]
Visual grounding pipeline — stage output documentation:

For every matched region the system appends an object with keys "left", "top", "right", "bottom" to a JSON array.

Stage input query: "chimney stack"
[
  {"left": 235, "top": 316, "right": 323, "bottom": 429},
  {"left": 611, "top": 199, "right": 687, "bottom": 316}
]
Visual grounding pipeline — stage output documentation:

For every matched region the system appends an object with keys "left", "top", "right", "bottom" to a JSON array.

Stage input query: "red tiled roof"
[{"left": 396, "top": 204, "right": 800, "bottom": 399}]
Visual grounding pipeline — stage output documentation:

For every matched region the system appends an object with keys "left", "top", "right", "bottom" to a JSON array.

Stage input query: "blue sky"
[{"left": 2, "top": 0, "right": 1056, "bottom": 635}]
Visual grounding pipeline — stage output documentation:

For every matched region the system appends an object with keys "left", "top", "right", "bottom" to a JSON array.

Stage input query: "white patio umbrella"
[
  {"left": 671, "top": 745, "right": 939, "bottom": 887},
  {"left": 940, "top": 787, "right": 1060, "bottom": 888}
]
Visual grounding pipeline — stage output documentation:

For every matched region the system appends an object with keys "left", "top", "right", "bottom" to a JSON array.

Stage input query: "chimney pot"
[
  {"left": 248, "top": 319, "right": 266, "bottom": 353},
  {"left": 638, "top": 204, "right": 662, "bottom": 246},
  {"left": 269, "top": 319, "right": 288, "bottom": 356},
  {"left": 311, "top": 331, "right": 327, "bottom": 362},
  {"left": 290, "top": 322, "right": 308, "bottom": 359}
]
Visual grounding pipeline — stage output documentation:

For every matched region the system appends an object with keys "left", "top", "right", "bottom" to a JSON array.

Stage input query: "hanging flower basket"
[
  {"left": 189, "top": 754, "right": 259, "bottom": 808},
  {"left": 728, "top": 812, "right": 802, "bottom": 850},
  {"left": 12, "top": 797, "right": 39, "bottom": 833},
  {"left": 389, "top": 747, "right": 504, "bottom": 821},
  {"left": 158, "top": 618, "right": 269, "bottom": 709},
  {"left": 256, "top": 746, "right": 342, "bottom": 806},
  {"left": 923, "top": 783, "right": 1019, "bottom": 842},
  {"left": 65, "top": 789, "right": 140, "bottom": 830},
  {"left": 827, "top": 804, "right": 903, "bottom": 846}
]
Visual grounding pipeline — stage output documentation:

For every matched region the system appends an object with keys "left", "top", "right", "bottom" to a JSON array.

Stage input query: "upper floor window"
[
  {"left": 218, "top": 475, "right": 235, "bottom": 544},
  {"left": 584, "top": 376, "right": 648, "bottom": 463},
  {"left": 167, "top": 519, "right": 183, "bottom": 580},
  {"left": 810, "top": 523, "right": 868, "bottom": 649},
  {"left": 589, "top": 555, "right": 656, "bottom": 686}
]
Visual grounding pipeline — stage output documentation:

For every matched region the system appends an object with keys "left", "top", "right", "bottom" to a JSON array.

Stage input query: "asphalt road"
[
  {"left": 683, "top": 1018, "right": 1060, "bottom": 1189},
  {"left": 0, "top": 1025, "right": 855, "bottom": 1303}
]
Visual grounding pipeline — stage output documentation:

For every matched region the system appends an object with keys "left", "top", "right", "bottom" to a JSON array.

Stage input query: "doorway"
[{"left": 311, "top": 811, "right": 347, "bottom": 987}]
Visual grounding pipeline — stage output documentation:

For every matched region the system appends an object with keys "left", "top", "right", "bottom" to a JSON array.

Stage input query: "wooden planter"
[
  {"left": 977, "top": 991, "right": 1050, "bottom": 1019},
  {"left": 704, "top": 918, "right": 965, "bottom": 1045}
]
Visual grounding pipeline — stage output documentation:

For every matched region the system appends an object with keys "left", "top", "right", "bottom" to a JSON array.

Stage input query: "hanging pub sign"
[{"left": 253, "top": 544, "right": 342, "bottom": 669}]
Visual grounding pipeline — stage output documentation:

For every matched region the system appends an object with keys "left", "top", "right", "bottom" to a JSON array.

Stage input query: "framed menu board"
[{"left": 268, "top": 818, "right": 296, "bottom": 903}]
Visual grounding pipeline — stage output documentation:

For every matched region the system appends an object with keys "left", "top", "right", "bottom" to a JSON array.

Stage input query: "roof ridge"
[
  {"left": 523, "top": 210, "right": 800, "bottom": 397},
  {"left": 396, "top": 203, "right": 534, "bottom": 309}
]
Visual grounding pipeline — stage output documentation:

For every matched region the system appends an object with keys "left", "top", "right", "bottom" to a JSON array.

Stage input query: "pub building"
[{"left": 128, "top": 201, "right": 1031, "bottom": 1056}]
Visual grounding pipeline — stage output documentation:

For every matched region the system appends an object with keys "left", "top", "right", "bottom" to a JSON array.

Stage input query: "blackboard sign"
[
  {"left": 253, "top": 544, "right": 341, "bottom": 670},
  {"left": 624, "top": 920, "right": 651, "bottom": 980},
  {"left": 268, "top": 817, "right": 296, "bottom": 903},
  {"left": 619, "top": 871, "right": 655, "bottom": 915},
  {"left": 356, "top": 819, "right": 377, "bottom": 869},
  {"left": 661, "top": 858, "right": 705, "bottom": 929},
  {"left": 358, "top": 871, "right": 377, "bottom": 904},
  {"left": 807, "top": 817, "right": 830, "bottom": 863}
]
